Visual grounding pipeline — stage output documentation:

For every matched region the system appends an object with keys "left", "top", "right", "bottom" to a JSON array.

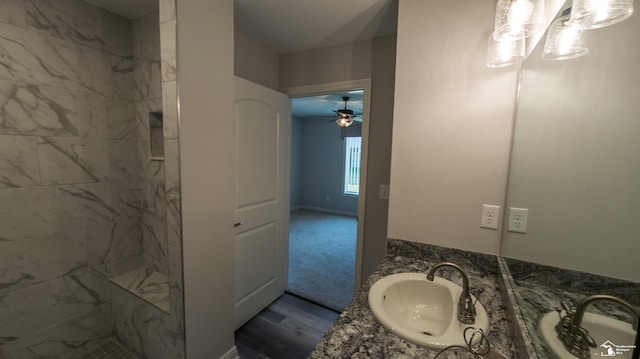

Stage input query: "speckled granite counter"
[
  {"left": 309, "top": 239, "right": 640, "bottom": 358},
  {"left": 504, "top": 258, "right": 640, "bottom": 359},
  {"left": 309, "top": 239, "right": 516, "bottom": 358}
]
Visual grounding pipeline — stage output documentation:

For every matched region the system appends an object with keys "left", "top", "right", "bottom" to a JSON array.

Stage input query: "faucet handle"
[
  {"left": 577, "top": 327, "right": 597, "bottom": 348},
  {"left": 560, "top": 300, "right": 576, "bottom": 316},
  {"left": 472, "top": 288, "right": 484, "bottom": 307}
]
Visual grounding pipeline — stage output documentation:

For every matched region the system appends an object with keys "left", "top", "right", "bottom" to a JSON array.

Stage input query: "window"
[{"left": 343, "top": 137, "right": 361, "bottom": 196}]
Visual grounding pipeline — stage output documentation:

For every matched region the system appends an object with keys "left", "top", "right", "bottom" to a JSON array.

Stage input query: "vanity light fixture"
[
  {"left": 488, "top": 0, "right": 542, "bottom": 67},
  {"left": 542, "top": 8, "right": 589, "bottom": 60},
  {"left": 494, "top": 0, "right": 545, "bottom": 38},
  {"left": 569, "top": 0, "right": 634, "bottom": 30},
  {"left": 487, "top": 29, "right": 526, "bottom": 68}
]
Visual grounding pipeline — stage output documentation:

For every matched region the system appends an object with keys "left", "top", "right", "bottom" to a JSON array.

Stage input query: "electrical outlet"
[
  {"left": 508, "top": 207, "right": 528, "bottom": 233},
  {"left": 480, "top": 204, "right": 500, "bottom": 230}
]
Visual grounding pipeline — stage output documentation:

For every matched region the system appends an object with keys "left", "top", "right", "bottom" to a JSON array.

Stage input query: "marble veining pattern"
[
  {"left": 163, "top": 139, "right": 179, "bottom": 196},
  {"left": 0, "top": 183, "right": 129, "bottom": 241},
  {"left": 0, "top": 229, "right": 86, "bottom": 294},
  {"left": 167, "top": 245, "right": 182, "bottom": 298},
  {"left": 141, "top": 215, "right": 167, "bottom": 275},
  {"left": 87, "top": 219, "right": 143, "bottom": 278},
  {"left": 0, "top": 79, "right": 78, "bottom": 137},
  {"left": 505, "top": 257, "right": 640, "bottom": 358},
  {"left": 0, "top": 1, "right": 182, "bottom": 357},
  {"left": 2, "top": 304, "right": 112, "bottom": 359},
  {"left": 25, "top": 0, "right": 105, "bottom": 52},
  {"left": 0, "top": 268, "right": 109, "bottom": 346},
  {"left": 111, "top": 284, "right": 184, "bottom": 359},
  {"left": 0, "top": 134, "right": 40, "bottom": 188},
  {"left": 111, "top": 267, "right": 169, "bottom": 313},
  {"left": 77, "top": 92, "right": 136, "bottom": 140},
  {"left": 0, "top": 22, "right": 112, "bottom": 96},
  {"left": 310, "top": 239, "right": 515, "bottom": 358},
  {"left": 159, "top": 20, "right": 175, "bottom": 82},
  {"left": 159, "top": 0, "right": 176, "bottom": 24},
  {"left": 110, "top": 54, "right": 135, "bottom": 101},
  {"left": 133, "top": 58, "right": 161, "bottom": 102},
  {"left": 165, "top": 194, "right": 181, "bottom": 248}
]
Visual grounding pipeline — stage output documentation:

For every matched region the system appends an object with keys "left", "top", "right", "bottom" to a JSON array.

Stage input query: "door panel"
[
  {"left": 236, "top": 101, "right": 278, "bottom": 208},
  {"left": 234, "top": 76, "right": 290, "bottom": 329},
  {"left": 235, "top": 222, "right": 277, "bottom": 301}
]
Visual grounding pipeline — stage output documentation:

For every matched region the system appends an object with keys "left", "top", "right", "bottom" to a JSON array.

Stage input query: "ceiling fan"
[{"left": 333, "top": 96, "right": 356, "bottom": 128}]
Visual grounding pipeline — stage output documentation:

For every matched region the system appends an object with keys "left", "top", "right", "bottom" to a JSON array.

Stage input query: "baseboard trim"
[
  {"left": 219, "top": 346, "right": 239, "bottom": 359},
  {"left": 298, "top": 205, "right": 357, "bottom": 218}
]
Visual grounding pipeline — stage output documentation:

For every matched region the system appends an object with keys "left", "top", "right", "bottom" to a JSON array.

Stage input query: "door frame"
[{"left": 280, "top": 79, "right": 372, "bottom": 292}]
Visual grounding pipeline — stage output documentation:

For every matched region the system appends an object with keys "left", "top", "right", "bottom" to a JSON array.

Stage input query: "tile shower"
[{"left": 0, "top": 1, "right": 183, "bottom": 358}]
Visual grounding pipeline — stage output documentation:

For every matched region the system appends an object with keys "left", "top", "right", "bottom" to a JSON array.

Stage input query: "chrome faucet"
[
  {"left": 426, "top": 262, "right": 476, "bottom": 325},
  {"left": 556, "top": 294, "right": 640, "bottom": 359}
]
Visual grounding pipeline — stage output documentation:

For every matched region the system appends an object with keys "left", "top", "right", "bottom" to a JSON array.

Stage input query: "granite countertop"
[
  {"left": 309, "top": 240, "right": 516, "bottom": 358},
  {"left": 504, "top": 258, "right": 640, "bottom": 359}
]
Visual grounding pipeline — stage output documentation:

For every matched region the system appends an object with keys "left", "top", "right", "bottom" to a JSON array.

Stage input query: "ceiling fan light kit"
[{"left": 335, "top": 96, "right": 355, "bottom": 128}]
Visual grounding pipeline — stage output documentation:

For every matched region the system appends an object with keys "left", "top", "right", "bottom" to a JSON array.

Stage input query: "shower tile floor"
[{"left": 76, "top": 338, "right": 139, "bottom": 359}]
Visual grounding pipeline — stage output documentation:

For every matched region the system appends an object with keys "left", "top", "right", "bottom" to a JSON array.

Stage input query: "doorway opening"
[{"left": 282, "top": 80, "right": 371, "bottom": 312}]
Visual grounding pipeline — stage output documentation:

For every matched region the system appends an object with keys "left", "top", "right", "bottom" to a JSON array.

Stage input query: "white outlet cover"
[
  {"left": 508, "top": 207, "right": 528, "bottom": 233},
  {"left": 480, "top": 204, "right": 500, "bottom": 230}
]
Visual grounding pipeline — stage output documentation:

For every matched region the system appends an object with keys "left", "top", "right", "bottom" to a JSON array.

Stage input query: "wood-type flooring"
[{"left": 235, "top": 293, "right": 340, "bottom": 359}]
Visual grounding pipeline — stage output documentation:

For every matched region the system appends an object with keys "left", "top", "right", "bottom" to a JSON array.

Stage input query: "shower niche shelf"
[
  {"left": 111, "top": 267, "right": 170, "bottom": 313},
  {"left": 149, "top": 111, "right": 165, "bottom": 161}
]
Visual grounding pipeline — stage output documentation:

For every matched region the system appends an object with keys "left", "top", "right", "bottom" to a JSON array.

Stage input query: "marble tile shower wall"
[
  {"left": 0, "top": 1, "right": 141, "bottom": 357},
  {"left": 109, "top": 1, "right": 185, "bottom": 358},
  {"left": 133, "top": 10, "right": 167, "bottom": 276}
]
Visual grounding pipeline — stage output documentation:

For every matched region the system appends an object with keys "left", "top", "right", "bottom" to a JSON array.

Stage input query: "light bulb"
[
  {"left": 570, "top": 0, "right": 634, "bottom": 29},
  {"left": 542, "top": 11, "right": 589, "bottom": 61}
]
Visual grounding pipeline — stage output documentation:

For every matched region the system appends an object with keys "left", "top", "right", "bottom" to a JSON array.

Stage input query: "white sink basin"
[
  {"left": 368, "top": 272, "right": 489, "bottom": 349},
  {"left": 540, "top": 311, "right": 636, "bottom": 358}
]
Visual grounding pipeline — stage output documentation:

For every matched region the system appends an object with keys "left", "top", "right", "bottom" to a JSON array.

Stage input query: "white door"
[{"left": 233, "top": 77, "right": 290, "bottom": 329}]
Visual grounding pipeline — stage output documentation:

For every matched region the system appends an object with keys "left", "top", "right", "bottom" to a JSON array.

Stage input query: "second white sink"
[{"left": 368, "top": 272, "right": 489, "bottom": 349}]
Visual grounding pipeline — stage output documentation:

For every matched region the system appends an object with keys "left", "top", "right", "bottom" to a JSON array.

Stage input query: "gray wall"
[
  {"left": 178, "top": 0, "right": 237, "bottom": 358},
  {"left": 298, "top": 118, "right": 360, "bottom": 215},
  {"left": 235, "top": 31, "right": 279, "bottom": 90},
  {"left": 388, "top": 0, "right": 518, "bottom": 255}
]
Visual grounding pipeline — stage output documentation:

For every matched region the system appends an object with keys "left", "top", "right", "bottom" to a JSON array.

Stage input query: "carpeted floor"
[{"left": 287, "top": 209, "right": 356, "bottom": 312}]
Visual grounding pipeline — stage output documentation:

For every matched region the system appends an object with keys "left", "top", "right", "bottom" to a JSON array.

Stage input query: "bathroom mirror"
[{"left": 500, "top": 0, "right": 640, "bottom": 283}]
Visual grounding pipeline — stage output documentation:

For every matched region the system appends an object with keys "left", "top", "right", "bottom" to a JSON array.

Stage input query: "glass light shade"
[
  {"left": 494, "top": 0, "right": 544, "bottom": 38},
  {"left": 336, "top": 116, "right": 353, "bottom": 127},
  {"left": 487, "top": 30, "right": 525, "bottom": 68},
  {"left": 542, "top": 12, "right": 589, "bottom": 60},
  {"left": 570, "top": 0, "right": 634, "bottom": 29}
]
